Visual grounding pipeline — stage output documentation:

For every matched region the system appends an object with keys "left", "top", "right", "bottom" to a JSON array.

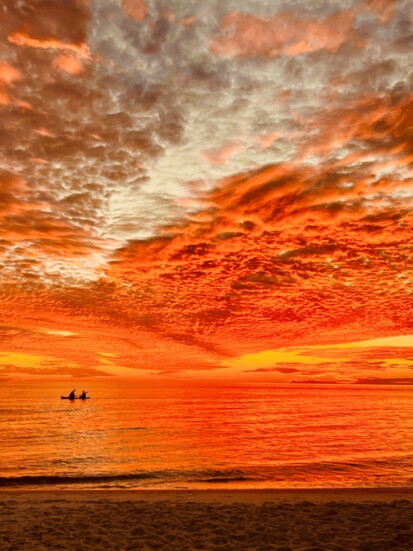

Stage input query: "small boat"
[{"left": 60, "top": 396, "right": 91, "bottom": 400}]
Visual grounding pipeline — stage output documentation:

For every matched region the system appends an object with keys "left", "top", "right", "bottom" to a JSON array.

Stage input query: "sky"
[{"left": 0, "top": 0, "right": 412, "bottom": 383}]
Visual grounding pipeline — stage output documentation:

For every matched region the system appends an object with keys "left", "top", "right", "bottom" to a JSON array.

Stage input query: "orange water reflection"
[{"left": 1, "top": 380, "right": 413, "bottom": 489}]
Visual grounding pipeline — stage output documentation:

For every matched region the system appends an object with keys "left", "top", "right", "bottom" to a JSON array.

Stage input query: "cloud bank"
[{"left": 0, "top": 0, "right": 411, "bottom": 379}]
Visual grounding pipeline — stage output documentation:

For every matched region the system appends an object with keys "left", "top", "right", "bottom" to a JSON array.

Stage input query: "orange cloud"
[
  {"left": 52, "top": 53, "right": 85, "bottom": 76},
  {"left": 202, "top": 141, "right": 245, "bottom": 165},
  {"left": 122, "top": 0, "right": 148, "bottom": 21},
  {"left": 0, "top": 154, "right": 411, "bottom": 379},
  {"left": 3, "top": 0, "right": 90, "bottom": 48},
  {"left": 0, "top": 61, "right": 22, "bottom": 86},
  {"left": 0, "top": 61, "right": 23, "bottom": 106},
  {"left": 210, "top": 10, "right": 359, "bottom": 59},
  {"left": 0, "top": 170, "right": 106, "bottom": 287},
  {"left": 363, "top": 0, "right": 398, "bottom": 22},
  {"left": 102, "top": 148, "right": 412, "bottom": 367},
  {"left": 254, "top": 133, "right": 278, "bottom": 150},
  {"left": 225, "top": 336, "right": 413, "bottom": 382},
  {"left": 0, "top": 0, "right": 411, "bottom": 382},
  {"left": 8, "top": 30, "right": 91, "bottom": 58},
  {"left": 0, "top": 90, "right": 12, "bottom": 106},
  {"left": 0, "top": 172, "right": 30, "bottom": 214}
]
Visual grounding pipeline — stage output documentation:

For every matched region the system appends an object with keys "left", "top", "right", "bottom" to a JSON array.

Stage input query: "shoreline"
[{"left": 2, "top": 486, "right": 413, "bottom": 503}]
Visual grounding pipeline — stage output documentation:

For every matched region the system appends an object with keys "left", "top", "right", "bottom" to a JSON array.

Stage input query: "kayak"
[{"left": 60, "top": 396, "right": 91, "bottom": 400}]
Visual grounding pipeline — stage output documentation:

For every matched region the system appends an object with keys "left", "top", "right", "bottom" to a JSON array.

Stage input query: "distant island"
[{"left": 291, "top": 379, "right": 413, "bottom": 385}]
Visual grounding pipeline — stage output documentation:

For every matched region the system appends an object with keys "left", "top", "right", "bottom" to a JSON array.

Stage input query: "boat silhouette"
[{"left": 60, "top": 395, "right": 91, "bottom": 400}]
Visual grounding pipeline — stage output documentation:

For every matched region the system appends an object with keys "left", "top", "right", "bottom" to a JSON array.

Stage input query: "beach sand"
[{"left": 1, "top": 488, "right": 413, "bottom": 550}]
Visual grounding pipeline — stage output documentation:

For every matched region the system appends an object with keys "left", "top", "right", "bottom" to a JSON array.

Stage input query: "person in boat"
[
  {"left": 69, "top": 389, "right": 76, "bottom": 400},
  {"left": 79, "top": 390, "right": 88, "bottom": 399}
]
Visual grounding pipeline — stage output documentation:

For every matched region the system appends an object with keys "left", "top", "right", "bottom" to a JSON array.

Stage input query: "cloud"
[
  {"left": 122, "top": 0, "right": 148, "bottom": 21},
  {"left": 210, "top": 10, "right": 359, "bottom": 58},
  {"left": 0, "top": 364, "right": 112, "bottom": 378},
  {"left": 362, "top": 0, "right": 398, "bottom": 23},
  {"left": 246, "top": 366, "right": 300, "bottom": 374},
  {"left": 3, "top": 0, "right": 90, "bottom": 47},
  {"left": 52, "top": 53, "right": 85, "bottom": 75},
  {"left": 8, "top": 30, "right": 91, "bottom": 58},
  {"left": 0, "top": 61, "right": 22, "bottom": 86},
  {"left": 0, "top": 61, "right": 23, "bottom": 106},
  {"left": 203, "top": 141, "right": 245, "bottom": 165},
  {"left": 0, "top": 0, "right": 411, "bottom": 378},
  {"left": 0, "top": 168, "right": 106, "bottom": 284},
  {"left": 226, "top": 337, "right": 413, "bottom": 382}
]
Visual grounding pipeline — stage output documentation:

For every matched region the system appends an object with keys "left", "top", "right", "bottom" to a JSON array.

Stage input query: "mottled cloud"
[
  {"left": 121, "top": 0, "right": 148, "bottom": 21},
  {"left": 52, "top": 53, "right": 85, "bottom": 76},
  {"left": 0, "top": 0, "right": 412, "bottom": 378},
  {"left": 215, "top": 336, "right": 413, "bottom": 382},
  {"left": 209, "top": 10, "right": 359, "bottom": 58}
]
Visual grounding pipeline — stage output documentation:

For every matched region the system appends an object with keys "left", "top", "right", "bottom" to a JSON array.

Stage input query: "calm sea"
[{"left": 1, "top": 380, "right": 413, "bottom": 489}]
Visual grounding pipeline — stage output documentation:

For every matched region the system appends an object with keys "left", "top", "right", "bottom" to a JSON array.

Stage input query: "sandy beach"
[{"left": 1, "top": 489, "right": 413, "bottom": 550}]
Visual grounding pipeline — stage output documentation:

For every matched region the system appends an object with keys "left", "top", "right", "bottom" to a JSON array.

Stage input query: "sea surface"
[{"left": 1, "top": 380, "right": 413, "bottom": 490}]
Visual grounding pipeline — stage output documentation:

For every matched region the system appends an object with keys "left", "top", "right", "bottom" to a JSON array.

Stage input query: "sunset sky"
[{"left": 0, "top": 0, "right": 412, "bottom": 383}]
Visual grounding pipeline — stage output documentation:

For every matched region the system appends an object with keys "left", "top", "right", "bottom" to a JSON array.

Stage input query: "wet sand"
[{"left": 1, "top": 488, "right": 413, "bottom": 550}]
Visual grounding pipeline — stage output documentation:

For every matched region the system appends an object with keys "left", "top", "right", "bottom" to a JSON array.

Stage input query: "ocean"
[{"left": 1, "top": 380, "right": 413, "bottom": 490}]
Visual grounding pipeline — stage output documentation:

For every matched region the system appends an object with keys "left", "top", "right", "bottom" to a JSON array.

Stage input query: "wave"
[
  {"left": 2, "top": 457, "right": 413, "bottom": 488},
  {"left": 188, "top": 468, "right": 261, "bottom": 483},
  {"left": 0, "top": 473, "right": 156, "bottom": 487},
  {"left": 0, "top": 469, "right": 260, "bottom": 488}
]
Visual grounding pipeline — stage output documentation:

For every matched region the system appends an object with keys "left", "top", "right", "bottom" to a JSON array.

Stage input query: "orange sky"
[{"left": 0, "top": 0, "right": 412, "bottom": 383}]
